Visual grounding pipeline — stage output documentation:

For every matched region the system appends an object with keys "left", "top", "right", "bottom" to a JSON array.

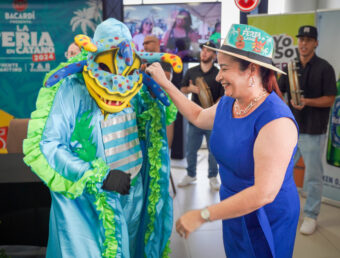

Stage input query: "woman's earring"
[{"left": 249, "top": 77, "right": 255, "bottom": 87}]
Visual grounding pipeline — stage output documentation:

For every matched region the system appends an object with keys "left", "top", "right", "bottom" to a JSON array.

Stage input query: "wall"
[
  {"left": 283, "top": 0, "right": 317, "bottom": 12},
  {"left": 268, "top": 0, "right": 340, "bottom": 14},
  {"left": 318, "top": 0, "right": 340, "bottom": 9}
]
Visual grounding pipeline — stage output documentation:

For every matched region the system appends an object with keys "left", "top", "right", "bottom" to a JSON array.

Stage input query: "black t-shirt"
[
  {"left": 181, "top": 65, "right": 224, "bottom": 106},
  {"left": 278, "top": 54, "right": 337, "bottom": 134}
]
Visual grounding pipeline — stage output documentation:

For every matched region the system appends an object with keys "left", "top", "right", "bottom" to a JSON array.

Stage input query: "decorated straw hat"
[{"left": 205, "top": 24, "right": 285, "bottom": 74}]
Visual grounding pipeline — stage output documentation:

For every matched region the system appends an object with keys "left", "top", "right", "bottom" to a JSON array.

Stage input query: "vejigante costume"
[{"left": 23, "top": 18, "right": 182, "bottom": 258}]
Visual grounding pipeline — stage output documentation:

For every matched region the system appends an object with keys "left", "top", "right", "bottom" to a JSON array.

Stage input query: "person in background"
[
  {"left": 146, "top": 23, "right": 300, "bottom": 258},
  {"left": 66, "top": 42, "right": 81, "bottom": 59},
  {"left": 178, "top": 40, "right": 224, "bottom": 191},
  {"left": 132, "top": 17, "right": 154, "bottom": 51},
  {"left": 143, "top": 35, "right": 161, "bottom": 52},
  {"left": 209, "top": 21, "right": 221, "bottom": 46},
  {"left": 278, "top": 25, "right": 337, "bottom": 235},
  {"left": 143, "top": 35, "right": 175, "bottom": 148},
  {"left": 162, "top": 9, "right": 199, "bottom": 61}
]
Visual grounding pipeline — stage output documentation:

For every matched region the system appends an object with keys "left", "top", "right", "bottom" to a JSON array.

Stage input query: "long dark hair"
[
  {"left": 235, "top": 58, "right": 283, "bottom": 99},
  {"left": 173, "top": 9, "right": 192, "bottom": 33}
]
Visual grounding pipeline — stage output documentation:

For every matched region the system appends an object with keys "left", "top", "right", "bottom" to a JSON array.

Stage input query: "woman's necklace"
[{"left": 234, "top": 90, "right": 268, "bottom": 116}]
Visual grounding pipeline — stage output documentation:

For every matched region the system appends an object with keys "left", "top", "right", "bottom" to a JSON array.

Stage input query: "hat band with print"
[
  {"left": 204, "top": 24, "right": 285, "bottom": 74},
  {"left": 220, "top": 45, "right": 272, "bottom": 65}
]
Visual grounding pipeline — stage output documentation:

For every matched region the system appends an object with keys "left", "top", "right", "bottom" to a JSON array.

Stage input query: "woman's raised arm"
[{"left": 146, "top": 62, "right": 217, "bottom": 130}]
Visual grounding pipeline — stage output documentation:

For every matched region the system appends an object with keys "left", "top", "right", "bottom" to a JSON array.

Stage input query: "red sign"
[
  {"left": 234, "top": 0, "right": 261, "bottom": 13},
  {"left": 0, "top": 127, "right": 8, "bottom": 150},
  {"left": 32, "top": 53, "right": 56, "bottom": 62}
]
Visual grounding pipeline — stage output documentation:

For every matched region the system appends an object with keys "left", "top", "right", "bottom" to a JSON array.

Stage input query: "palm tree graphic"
[{"left": 70, "top": 0, "right": 102, "bottom": 35}]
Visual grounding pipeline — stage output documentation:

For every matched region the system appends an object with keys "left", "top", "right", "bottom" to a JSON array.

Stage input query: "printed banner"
[
  {"left": 318, "top": 10, "right": 340, "bottom": 203},
  {"left": 248, "top": 12, "right": 315, "bottom": 72},
  {"left": 0, "top": 0, "right": 102, "bottom": 153}
]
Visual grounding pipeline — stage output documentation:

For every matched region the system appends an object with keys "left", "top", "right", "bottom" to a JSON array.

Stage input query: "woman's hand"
[
  {"left": 145, "top": 62, "right": 171, "bottom": 90},
  {"left": 175, "top": 210, "right": 206, "bottom": 239}
]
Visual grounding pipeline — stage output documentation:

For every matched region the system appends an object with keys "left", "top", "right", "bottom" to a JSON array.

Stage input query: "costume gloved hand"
[{"left": 102, "top": 170, "right": 131, "bottom": 195}]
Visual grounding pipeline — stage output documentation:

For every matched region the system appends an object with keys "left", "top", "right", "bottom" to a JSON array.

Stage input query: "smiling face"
[{"left": 216, "top": 53, "right": 250, "bottom": 98}]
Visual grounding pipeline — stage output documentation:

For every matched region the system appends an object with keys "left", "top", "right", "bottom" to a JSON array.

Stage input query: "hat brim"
[
  {"left": 200, "top": 44, "right": 217, "bottom": 50},
  {"left": 296, "top": 34, "right": 317, "bottom": 39},
  {"left": 204, "top": 45, "right": 286, "bottom": 75}
]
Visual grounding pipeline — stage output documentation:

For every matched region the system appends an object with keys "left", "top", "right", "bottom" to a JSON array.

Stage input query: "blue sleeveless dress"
[{"left": 210, "top": 92, "right": 300, "bottom": 258}]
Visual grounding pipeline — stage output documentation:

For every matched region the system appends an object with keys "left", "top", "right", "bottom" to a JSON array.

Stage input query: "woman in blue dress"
[{"left": 146, "top": 24, "right": 300, "bottom": 258}]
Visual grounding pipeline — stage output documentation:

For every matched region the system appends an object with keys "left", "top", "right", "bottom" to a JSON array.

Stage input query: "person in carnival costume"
[{"left": 23, "top": 18, "right": 182, "bottom": 258}]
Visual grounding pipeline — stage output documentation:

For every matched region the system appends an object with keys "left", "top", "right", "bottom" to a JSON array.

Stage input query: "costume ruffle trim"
[
  {"left": 87, "top": 180, "right": 121, "bottom": 257},
  {"left": 138, "top": 88, "right": 171, "bottom": 257},
  {"left": 162, "top": 241, "right": 171, "bottom": 258},
  {"left": 165, "top": 97, "right": 177, "bottom": 126},
  {"left": 23, "top": 84, "right": 110, "bottom": 197},
  {"left": 23, "top": 51, "right": 110, "bottom": 200}
]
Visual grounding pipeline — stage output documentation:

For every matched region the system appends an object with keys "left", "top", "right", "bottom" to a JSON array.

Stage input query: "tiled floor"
[{"left": 169, "top": 149, "right": 340, "bottom": 258}]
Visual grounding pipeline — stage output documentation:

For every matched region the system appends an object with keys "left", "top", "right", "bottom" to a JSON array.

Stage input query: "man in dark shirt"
[
  {"left": 178, "top": 40, "right": 224, "bottom": 190},
  {"left": 278, "top": 25, "right": 337, "bottom": 235}
]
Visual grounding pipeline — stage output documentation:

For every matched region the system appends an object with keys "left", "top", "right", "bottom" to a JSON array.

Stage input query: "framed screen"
[{"left": 124, "top": 2, "right": 221, "bottom": 62}]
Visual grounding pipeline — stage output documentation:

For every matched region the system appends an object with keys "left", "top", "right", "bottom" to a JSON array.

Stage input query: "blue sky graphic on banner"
[{"left": 0, "top": 0, "right": 102, "bottom": 118}]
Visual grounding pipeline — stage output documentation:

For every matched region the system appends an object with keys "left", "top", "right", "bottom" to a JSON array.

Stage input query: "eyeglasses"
[{"left": 144, "top": 22, "right": 153, "bottom": 26}]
